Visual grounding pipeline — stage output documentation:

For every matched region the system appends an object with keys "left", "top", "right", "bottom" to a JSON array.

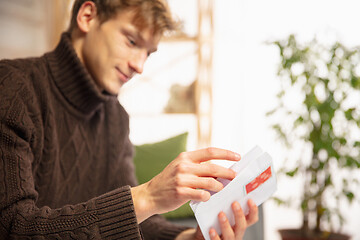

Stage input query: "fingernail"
[
  {"left": 210, "top": 229, "right": 216, "bottom": 238},
  {"left": 235, "top": 153, "right": 241, "bottom": 160},
  {"left": 233, "top": 201, "right": 241, "bottom": 210},
  {"left": 231, "top": 169, "right": 237, "bottom": 178},
  {"left": 219, "top": 212, "right": 226, "bottom": 222}
]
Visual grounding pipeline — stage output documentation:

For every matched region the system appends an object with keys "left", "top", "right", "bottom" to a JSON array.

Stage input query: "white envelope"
[{"left": 189, "top": 146, "right": 277, "bottom": 240}]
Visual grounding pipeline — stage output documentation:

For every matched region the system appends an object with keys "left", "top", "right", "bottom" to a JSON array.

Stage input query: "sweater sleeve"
[
  {"left": 0, "top": 66, "right": 142, "bottom": 239},
  {"left": 140, "top": 215, "right": 191, "bottom": 240}
]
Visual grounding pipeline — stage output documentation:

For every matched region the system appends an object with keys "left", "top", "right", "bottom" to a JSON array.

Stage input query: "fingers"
[
  {"left": 246, "top": 199, "right": 259, "bottom": 226},
  {"left": 194, "top": 226, "right": 205, "bottom": 240},
  {"left": 208, "top": 201, "right": 259, "bottom": 240},
  {"left": 232, "top": 202, "right": 247, "bottom": 236},
  {"left": 183, "top": 147, "right": 241, "bottom": 163},
  {"left": 209, "top": 210, "right": 244, "bottom": 240},
  {"left": 179, "top": 175, "right": 225, "bottom": 193},
  {"left": 169, "top": 162, "right": 233, "bottom": 194},
  {"left": 218, "top": 212, "right": 235, "bottom": 239},
  {"left": 182, "top": 162, "right": 236, "bottom": 181},
  {"left": 209, "top": 228, "right": 221, "bottom": 240},
  {"left": 176, "top": 187, "right": 211, "bottom": 202},
  {"left": 232, "top": 200, "right": 258, "bottom": 234}
]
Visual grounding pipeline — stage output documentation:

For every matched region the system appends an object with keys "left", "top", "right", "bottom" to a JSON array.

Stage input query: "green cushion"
[{"left": 133, "top": 132, "right": 194, "bottom": 219}]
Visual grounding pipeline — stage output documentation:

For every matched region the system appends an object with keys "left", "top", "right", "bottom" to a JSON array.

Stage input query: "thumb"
[{"left": 194, "top": 226, "right": 205, "bottom": 240}]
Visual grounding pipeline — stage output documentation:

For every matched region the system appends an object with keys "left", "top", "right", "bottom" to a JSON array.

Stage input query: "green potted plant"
[{"left": 267, "top": 34, "right": 360, "bottom": 240}]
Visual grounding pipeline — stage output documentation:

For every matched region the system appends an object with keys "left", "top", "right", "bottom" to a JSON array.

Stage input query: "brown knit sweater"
[{"left": 0, "top": 33, "right": 188, "bottom": 239}]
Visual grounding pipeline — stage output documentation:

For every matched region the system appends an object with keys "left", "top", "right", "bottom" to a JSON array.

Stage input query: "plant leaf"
[{"left": 286, "top": 167, "right": 299, "bottom": 177}]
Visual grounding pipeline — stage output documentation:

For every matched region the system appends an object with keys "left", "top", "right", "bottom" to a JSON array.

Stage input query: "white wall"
[
  {"left": 0, "top": 0, "right": 50, "bottom": 59},
  {"left": 211, "top": 0, "right": 360, "bottom": 239}
]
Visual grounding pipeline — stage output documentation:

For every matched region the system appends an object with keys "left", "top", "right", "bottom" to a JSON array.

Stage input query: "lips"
[{"left": 115, "top": 67, "right": 129, "bottom": 84}]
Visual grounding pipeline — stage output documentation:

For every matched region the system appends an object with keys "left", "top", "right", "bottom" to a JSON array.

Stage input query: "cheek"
[
  {"left": 81, "top": 39, "right": 106, "bottom": 82},
  {"left": 111, "top": 36, "right": 132, "bottom": 58},
  {"left": 83, "top": 34, "right": 102, "bottom": 64}
]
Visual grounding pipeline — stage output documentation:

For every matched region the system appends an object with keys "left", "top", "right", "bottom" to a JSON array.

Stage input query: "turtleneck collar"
[{"left": 45, "top": 32, "right": 114, "bottom": 116}]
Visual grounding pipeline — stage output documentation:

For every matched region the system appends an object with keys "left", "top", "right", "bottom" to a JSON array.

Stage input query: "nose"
[{"left": 129, "top": 50, "right": 147, "bottom": 74}]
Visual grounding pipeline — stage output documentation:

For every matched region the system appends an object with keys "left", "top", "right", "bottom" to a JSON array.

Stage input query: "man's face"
[{"left": 81, "top": 10, "right": 161, "bottom": 95}]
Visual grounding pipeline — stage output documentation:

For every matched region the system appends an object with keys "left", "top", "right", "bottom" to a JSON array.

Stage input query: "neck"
[
  {"left": 45, "top": 32, "right": 111, "bottom": 116},
  {"left": 70, "top": 29, "right": 86, "bottom": 65}
]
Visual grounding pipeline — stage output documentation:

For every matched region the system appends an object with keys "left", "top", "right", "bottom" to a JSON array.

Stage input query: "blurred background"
[{"left": 1, "top": 0, "right": 359, "bottom": 239}]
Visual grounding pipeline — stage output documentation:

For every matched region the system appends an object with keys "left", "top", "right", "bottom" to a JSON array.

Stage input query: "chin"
[
  {"left": 105, "top": 85, "right": 121, "bottom": 96},
  {"left": 105, "top": 89, "right": 119, "bottom": 96}
]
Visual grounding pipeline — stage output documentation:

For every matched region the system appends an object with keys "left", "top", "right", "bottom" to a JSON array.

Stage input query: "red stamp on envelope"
[{"left": 245, "top": 166, "right": 272, "bottom": 194}]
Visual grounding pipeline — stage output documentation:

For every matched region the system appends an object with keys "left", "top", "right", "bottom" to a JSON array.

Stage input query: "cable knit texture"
[{"left": 0, "top": 32, "right": 188, "bottom": 239}]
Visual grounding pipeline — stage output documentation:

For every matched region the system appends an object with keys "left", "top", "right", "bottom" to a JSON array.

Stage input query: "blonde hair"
[{"left": 68, "top": 0, "right": 177, "bottom": 35}]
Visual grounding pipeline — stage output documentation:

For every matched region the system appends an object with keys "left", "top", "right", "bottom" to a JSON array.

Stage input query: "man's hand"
[
  {"left": 131, "top": 147, "right": 241, "bottom": 223},
  {"left": 175, "top": 199, "right": 259, "bottom": 240},
  {"left": 208, "top": 200, "right": 258, "bottom": 240}
]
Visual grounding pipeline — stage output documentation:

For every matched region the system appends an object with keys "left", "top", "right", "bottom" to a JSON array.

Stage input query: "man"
[{"left": 0, "top": 0, "right": 258, "bottom": 239}]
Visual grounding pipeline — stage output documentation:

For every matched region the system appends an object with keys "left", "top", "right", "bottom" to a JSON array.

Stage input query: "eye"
[{"left": 128, "top": 38, "right": 136, "bottom": 46}]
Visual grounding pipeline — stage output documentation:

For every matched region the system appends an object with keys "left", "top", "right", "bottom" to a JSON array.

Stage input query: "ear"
[{"left": 76, "top": 1, "right": 98, "bottom": 33}]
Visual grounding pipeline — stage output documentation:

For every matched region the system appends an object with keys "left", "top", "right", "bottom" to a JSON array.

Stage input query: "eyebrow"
[{"left": 137, "top": 32, "right": 158, "bottom": 54}]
